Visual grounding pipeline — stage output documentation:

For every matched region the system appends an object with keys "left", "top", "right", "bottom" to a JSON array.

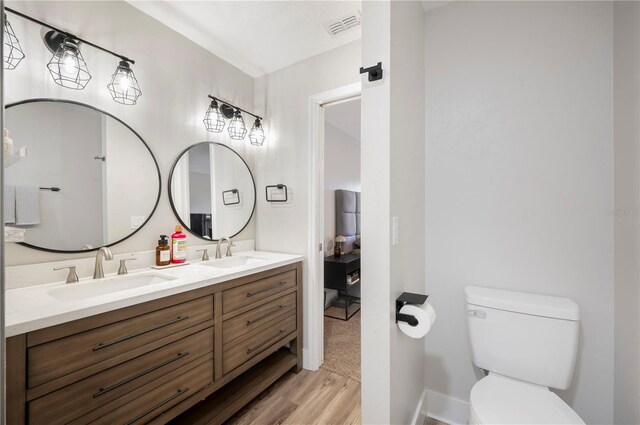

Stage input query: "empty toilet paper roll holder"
[{"left": 396, "top": 292, "right": 429, "bottom": 327}]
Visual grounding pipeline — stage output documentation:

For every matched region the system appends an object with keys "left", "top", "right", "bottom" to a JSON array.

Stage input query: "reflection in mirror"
[
  {"left": 4, "top": 100, "right": 161, "bottom": 252},
  {"left": 169, "top": 142, "right": 255, "bottom": 240}
]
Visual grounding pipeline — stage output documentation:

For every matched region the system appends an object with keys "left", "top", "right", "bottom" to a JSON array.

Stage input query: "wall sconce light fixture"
[
  {"left": 5, "top": 7, "right": 140, "bottom": 104},
  {"left": 205, "top": 95, "right": 265, "bottom": 145}
]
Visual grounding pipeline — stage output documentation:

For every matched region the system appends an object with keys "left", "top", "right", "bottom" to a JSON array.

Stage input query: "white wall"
[
  {"left": 4, "top": 0, "right": 255, "bottom": 266},
  {"left": 105, "top": 114, "right": 159, "bottom": 243},
  {"left": 613, "top": 2, "right": 640, "bottom": 424},
  {"left": 361, "top": 1, "right": 426, "bottom": 423},
  {"left": 424, "top": 2, "right": 614, "bottom": 424},
  {"left": 253, "top": 40, "right": 361, "bottom": 363},
  {"left": 5, "top": 103, "right": 104, "bottom": 250},
  {"left": 323, "top": 122, "right": 361, "bottom": 256}
]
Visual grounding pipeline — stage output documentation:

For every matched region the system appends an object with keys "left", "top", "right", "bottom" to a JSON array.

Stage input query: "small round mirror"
[{"left": 169, "top": 142, "right": 255, "bottom": 240}]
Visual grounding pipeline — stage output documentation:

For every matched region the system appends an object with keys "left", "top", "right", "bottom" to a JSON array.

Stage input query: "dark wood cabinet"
[
  {"left": 324, "top": 253, "right": 361, "bottom": 320},
  {"left": 6, "top": 262, "right": 303, "bottom": 425}
]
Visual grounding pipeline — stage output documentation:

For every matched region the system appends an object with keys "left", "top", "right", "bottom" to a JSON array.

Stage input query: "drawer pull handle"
[
  {"left": 93, "top": 315, "right": 190, "bottom": 351},
  {"left": 247, "top": 305, "right": 286, "bottom": 326},
  {"left": 246, "top": 281, "right": 287, "bottom": 298},
  {"left": 93, "top": 351, "right": 190, "bottom": 398},
  {"left": 124, "top": 387, "right": 189, "bottom": 425},
  {"left": 247, "top": 329, "right": 285, "bottom": 354}
]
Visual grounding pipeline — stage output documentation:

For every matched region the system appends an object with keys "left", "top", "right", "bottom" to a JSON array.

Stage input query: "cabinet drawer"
[
  {"left": 222, "top": 270, "right": 296, "bottom": 314},
  {"left": 223, "top": 292, "right": 296, "bottom": 345},
  {"left": 223, "top": 314, "right": 296, "bottom": 374},
  {"left": 85, "top": 358, "right": 212, "bottom": 425},
  {"left": 28, "top": 296, "right": 213, "bottom": 388},
  {"left": 28, "top": 327, "right": 213, "bottom": 425}
]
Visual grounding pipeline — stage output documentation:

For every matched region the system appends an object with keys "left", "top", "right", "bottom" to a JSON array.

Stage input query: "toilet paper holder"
[{"left": 396, "top": 292, "right": 429, "bottom": 327}]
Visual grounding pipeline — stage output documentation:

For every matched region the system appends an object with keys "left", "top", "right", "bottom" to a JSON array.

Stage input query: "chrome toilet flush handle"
[
  {"left": 53, "top": 265, "right": 79, "bottom": 284},
  {"left": 468, "top": 309, "right": 486, "bottom": 319}
]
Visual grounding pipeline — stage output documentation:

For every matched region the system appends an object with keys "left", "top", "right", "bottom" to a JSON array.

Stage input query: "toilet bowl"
[
  {"left": 468, "top": 374, "right": 584, "bottom": 425},
  {"left": 466, "top": 286, "right": 585, "bottom": 425}
]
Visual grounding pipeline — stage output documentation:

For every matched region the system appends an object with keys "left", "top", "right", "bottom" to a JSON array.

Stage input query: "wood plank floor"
[{"left": 224, "top": 368, "right": 361, "bottom": 425}]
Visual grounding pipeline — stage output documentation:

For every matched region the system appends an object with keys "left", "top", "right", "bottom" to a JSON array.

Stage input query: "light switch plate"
[{"left": 392, "top": 216, "right": 399, "bottom": 246}]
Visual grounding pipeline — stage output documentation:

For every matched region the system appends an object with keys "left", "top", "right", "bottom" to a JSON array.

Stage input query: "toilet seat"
[{"left": 469, "top": 374, "right": 585, "bottom": 425}]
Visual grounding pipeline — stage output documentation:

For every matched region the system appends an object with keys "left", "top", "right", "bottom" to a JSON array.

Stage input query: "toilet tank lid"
[{"left": 465, "top": 286, "right": 579, "bottom": 321}]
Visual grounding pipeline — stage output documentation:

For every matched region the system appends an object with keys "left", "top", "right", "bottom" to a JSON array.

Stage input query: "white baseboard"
[
  {"left": 411, "top": 388, "right": 428, "bottom": 425},
  {"left": 422, "top": 389, "right": 470, "bottom": 425}
]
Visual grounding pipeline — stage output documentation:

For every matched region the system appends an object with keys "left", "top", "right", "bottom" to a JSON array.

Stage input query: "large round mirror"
[
  {"left": 169, "top": 142, "right": 255, "bottom": 240},
  {"left": 4, "top": 99, "right": 161, "bottom": 253}
]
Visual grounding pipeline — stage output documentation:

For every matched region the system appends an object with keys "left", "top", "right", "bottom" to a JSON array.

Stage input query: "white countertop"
[{"left": 5, "top": 251, "right": 303, "bottom": 337}]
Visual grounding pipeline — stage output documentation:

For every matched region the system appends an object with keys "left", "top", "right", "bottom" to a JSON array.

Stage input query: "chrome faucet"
[
  {"left": 93, "top": 247, "right": 114, "bottom": 279},
  {"left": 215, "top": 237, "right": 234, "bottom": 259}
]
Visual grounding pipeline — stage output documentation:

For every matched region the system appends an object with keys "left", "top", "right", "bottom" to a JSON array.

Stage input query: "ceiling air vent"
[{"left": 325, "top": 12, "right": 361, "bottom": 37}]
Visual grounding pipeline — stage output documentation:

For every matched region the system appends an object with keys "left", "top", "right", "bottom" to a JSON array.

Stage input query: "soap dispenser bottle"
[
  {"left": 171, "top": 225, "right": 187, "bottom": 264},
  {"left": 156, "top": 235, "right": 170, "bottom": 266},
  {"left": 3, "top": 128, "right": 13, "bottom": 156}
]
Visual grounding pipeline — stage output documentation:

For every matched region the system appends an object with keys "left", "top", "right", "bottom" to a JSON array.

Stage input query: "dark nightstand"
[{"left": 324, "top": 253, "right": 361, "bottom": 320}]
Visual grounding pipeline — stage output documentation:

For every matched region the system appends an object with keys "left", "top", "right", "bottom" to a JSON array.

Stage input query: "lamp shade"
[
  {"left": 47, "top": 38, "right": 91, "bottom": 90},
  {"left": 3, "top": 15, "right": 24, "bottom": 70},
  {"left": 228, "top": 109, "right": 248, "bottom": 140},
  {"left": 249, "top": 118, "right": 265, "bottom": 146},
  {"left": 204, "top": 99, "right": 225, "bottom": 132},
  {"left": 107, "top": 60, "right": 142, "bottom": 105},
  {"left": 335, "top": 235, "right": 347, "bottom": 243}
]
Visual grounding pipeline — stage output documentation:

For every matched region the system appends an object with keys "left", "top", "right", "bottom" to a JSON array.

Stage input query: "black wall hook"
[
  {"left": 396, "top": 292, "right": 429, "bottom": 326},
  {"left": 360, "top": 62, "right": 383, "bottom": 82}
]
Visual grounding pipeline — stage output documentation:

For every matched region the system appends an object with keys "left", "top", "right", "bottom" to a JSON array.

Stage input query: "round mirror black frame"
[
  {"left": 5, "top": 98, "right": 162, "bottom": 254},
  {"left": 168, "top": 142, "right": 256, "bottom": 242}
]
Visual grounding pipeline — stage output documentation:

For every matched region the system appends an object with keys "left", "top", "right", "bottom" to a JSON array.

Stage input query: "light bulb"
[
  {"left": 115, "top": 71, "right": 131, "bottom": 90},
  {"left": 62, "top": 51, "right": 78, "bottom": 74}
]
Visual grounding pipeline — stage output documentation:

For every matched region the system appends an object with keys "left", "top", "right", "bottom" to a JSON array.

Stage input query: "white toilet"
[{"left": 465, "top": 286, "right": 585, "bottom": 425}]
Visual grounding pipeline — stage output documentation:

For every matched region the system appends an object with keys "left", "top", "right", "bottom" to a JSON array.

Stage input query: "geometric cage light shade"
[
  {"left": 228, "top": 109, "right": 248, "bottom": 140},
  {"left": 107, "top": 60, "right": 142, "bottom": 105},
  {"left": 249, "top": 118, "right": 265, "bottom": 146},
  {"left": 47, "top": 37, "right": 91, "bottom": 90},
  {"left": 203, "top": 99, "right": 225, "bottom": 132},
  {"left": 3, "top": 15, "right": 25, "bottom": 70}
]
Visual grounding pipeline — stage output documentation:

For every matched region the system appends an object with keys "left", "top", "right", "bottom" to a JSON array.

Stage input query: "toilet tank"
[{"left": 465, "top": 286, "right": 580, "bottom": 390}]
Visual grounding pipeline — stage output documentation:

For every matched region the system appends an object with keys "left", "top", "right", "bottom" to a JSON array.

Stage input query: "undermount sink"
[
  {"left": 47, "top": 273, "right": 177, "bottom": 302},
  {"left": 199, "top": 255, "right": 269, "bottom": 269}
]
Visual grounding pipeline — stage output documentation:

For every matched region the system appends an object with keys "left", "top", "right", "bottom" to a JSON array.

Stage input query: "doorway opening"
[{"left": 321, "top": 97, "right": 362, "bottom": 382}]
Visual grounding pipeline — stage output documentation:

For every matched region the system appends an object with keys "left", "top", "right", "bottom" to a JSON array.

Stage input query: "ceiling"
[
  {"left": 325, "top": 98, "right": 361, "bottom": 142},
  {"left": 128, "top": 1, "right": 362, "bottom": 78}
]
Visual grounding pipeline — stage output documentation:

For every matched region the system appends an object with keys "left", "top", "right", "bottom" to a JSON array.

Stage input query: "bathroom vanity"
[{"left": 5, "top": 253, "right": 303, "bottom": 425}]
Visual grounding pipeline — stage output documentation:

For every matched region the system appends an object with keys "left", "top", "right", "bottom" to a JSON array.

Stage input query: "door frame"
[{"left": 306, "top": 82, "right": 361, "bottom": 371}]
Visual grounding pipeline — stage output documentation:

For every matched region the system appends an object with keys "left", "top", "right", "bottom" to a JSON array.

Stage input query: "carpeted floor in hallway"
[{"left": 321, "top": 309, "right": 361, "bottom": 382}]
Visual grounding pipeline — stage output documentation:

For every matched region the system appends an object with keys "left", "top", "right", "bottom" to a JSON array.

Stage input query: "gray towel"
[
  {"left": 15, "top": 186, "right": 40, "bottom": 225},
  {"left": 4, "top": 185, "right": 16, "bottom": 224}
]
